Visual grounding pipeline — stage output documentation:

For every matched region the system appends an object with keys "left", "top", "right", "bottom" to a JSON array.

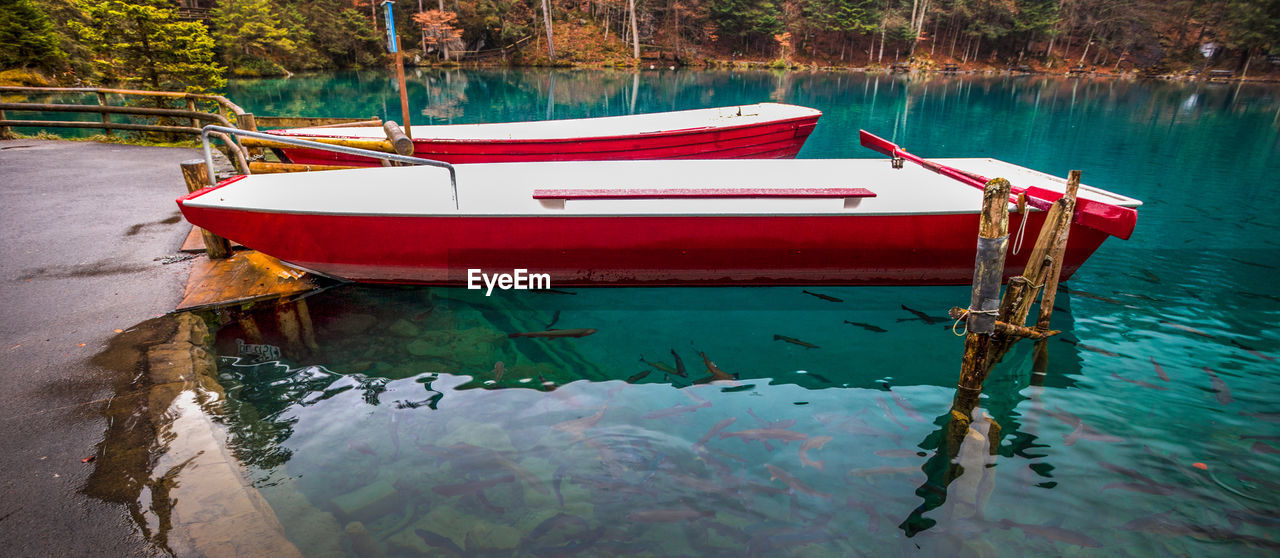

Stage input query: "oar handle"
[{"left": 857, "top": 129, "right": 1136, "bottom": 239}]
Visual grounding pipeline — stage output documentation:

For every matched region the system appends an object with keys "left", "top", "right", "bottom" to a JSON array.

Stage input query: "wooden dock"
[{"left": 177, "top": 250, "right": 324, "bottom": 312}]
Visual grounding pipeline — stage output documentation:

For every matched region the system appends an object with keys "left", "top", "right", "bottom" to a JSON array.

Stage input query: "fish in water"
[
  {"left": 1110, "top": 372, "right": 1168, "bottom": 391},
  {"left": 552, "top": 464, "right": 568, "bottom": 507},
  {"left": 639, "top": 355, "right": 678, "bottom": 376},
  {"left": 802, "top": 290, "right": 843, "bottom": 303},
  {"left": 670, "top": 350, "right": 689, "bottom": 377},
  {"left": 695, "top": 417, "right": 738, "bottom": 448},
  {"left": 765, "top": 464, "right": 831, "bottom": 499},
  {"left": 509, "top": 328, "right": 597, "bottom": 338},
  {"left": 1150, "top": 356, "right": 1170, "bottom": 381},
  {"left": 415, "top": 529, "right": 465, "bottom": 557},
  {"left": 875, "top": 396, "right": 909, "bottom": 430},
  {"left": 798, "top": 370, "right": 835, "bottom": 385},
  {"left": 1058, "top": 285, "right": 1126, "bottom": 306},
  {"left": 431, "top": 475, "right": 516, "bottom": 497},
  {"left": 721, "top": 428, "right": 809, "bottom": 443},
  {"left": 545, "top": 310, "right": 561, "bottom": 329},
  {"left": 844, "top": 320, "right": 887, "bottom": 333},
  {"left": 627, "top": 507, "right": 714, "bottom": 523},
  {"left": 774, "top": 334, "right": 819, "bottom": 349},
  {"left": 491, "top": 361, "right": 505, "bottom": 382},
  {"left": 1203, "top": 367, "right": 1233, "bottom": 404},
  {"left": 746, "top": 408, "right": 796, "bottom": 429},
  {"left": 642, "top": 400, "right": 711, "bottom": 419},
  {"left": 1230, "top": 339, "right": 1276, "bottom": 361},
  {"left": 625, "top": 370, "right": 651, "bottom": 383},
  {"left": 1161, "top": 321, "right": 1214, "bottom": 339},
  {"left": 798, "top": 435, "right": 833, "bottom": 470},
  {"left": 874, "top": 449, "right": 923, "bottom": 458},
  {"left": 553, "top": 406, "right": 607, "bottom": 437},
  {"left": 1064, "top": 422, "right": 1124, "bottom": 446},
  {"left": 1059, "top": 337, "right": 1122, "bottom": 357},
  {"left": 348, "top": 440, "right": 376, "bottom": 457},
  {"left": 1239, "top": 411, "right": 1280, "bottom": 422},
  {"left": 899, "top": 305, "right": 941, "bottom": 325},
  {"left": 889, "top": 390, "right": 925, "bottom": 422},
  {"left": 495, "top": 456, "right": 550, "bottom": 495},
  {"left": 848, "top": 466, "right": 920, "bottom": 477},
  {"left": 1252, "top": 441, "right": 1280, "bottom": 454},
  {"left": 699, "top": 352, "right": 737, "bottom": 382},
  {"left": 998, "top": 518, "right": 1102, "bottom": 548}
]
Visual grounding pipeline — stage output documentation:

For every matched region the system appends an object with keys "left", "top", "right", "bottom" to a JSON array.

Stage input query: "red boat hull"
[
  {"left": 275, "top": 115, "right": 820, "bottom": 166},
  {"left": 177, "top": 206, "right": 1111, "bottom": 286}
]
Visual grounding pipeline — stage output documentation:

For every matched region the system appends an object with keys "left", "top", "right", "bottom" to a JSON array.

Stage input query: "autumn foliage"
[{"left": 413, "top": 9, "right": 464, "bottom": 60}]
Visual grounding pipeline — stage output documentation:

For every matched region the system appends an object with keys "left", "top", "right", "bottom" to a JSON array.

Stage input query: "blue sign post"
[{"left": 381, "top": 0, "right": 411, "bottom": 137}]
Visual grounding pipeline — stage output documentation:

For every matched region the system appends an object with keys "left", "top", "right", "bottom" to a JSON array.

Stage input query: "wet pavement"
[{"left": 0, "top": 139, "right": 198, "bottom": 556}]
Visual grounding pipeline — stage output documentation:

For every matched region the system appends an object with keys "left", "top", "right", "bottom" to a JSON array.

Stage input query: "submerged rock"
[{"left": 387, "top": 319, "right": 421, "bottom": 338}]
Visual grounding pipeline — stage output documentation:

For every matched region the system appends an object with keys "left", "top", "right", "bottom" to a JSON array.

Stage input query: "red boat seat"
[{"left": 532, "top": 188, "right": 876, "bottom": 200}]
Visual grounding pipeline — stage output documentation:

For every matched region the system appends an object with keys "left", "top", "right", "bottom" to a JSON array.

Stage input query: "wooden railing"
[{"left": 0, "top": 86, "right": 390, "bottom": 174}]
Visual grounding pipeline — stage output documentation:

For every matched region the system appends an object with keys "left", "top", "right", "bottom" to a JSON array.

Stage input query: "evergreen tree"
[
  {"left": 70, "top": 0, "right": 224, "bottom": 91},
  {"left": 210, "top": 0, "right": 297, "bottom": 75},
  {"left": 291, "top": 0, "right": 382, "bottom": 68},
  {"left": 0, "top": 0, "right": 67, "bottom": 71},
  {"left": 711, "top": 0, "right": 783, "bottom": 51}
]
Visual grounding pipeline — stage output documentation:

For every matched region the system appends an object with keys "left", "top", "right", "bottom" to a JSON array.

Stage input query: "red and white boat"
[
  {"left": 266, "top": 103, "right": 822, "bottom": 166},
  {"left": 177, "top": 155, "right": 1140, "bottom": 286}
]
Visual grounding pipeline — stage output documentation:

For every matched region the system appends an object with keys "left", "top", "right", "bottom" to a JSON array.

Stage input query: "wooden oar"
[{"left": 858, "top": 130, "right": 1137, "bottom": 240}]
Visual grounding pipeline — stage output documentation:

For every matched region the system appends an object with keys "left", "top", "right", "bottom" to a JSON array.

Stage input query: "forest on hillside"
[{"left": 1, "top": 0, "right": 1277, "bottom": 92}]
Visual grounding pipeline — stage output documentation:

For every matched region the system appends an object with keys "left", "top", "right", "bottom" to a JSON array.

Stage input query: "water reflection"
[
  {"left": 207, "top": 283, "right": 1280, "bottom": 556},
  {"left": 205, "top": 71, "right": 1280, "bottom": 556}
]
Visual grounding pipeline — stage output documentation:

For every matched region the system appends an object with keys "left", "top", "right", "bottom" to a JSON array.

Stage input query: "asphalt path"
[{"left": 0, "top": 139, "right": 199, "bottom": 556}]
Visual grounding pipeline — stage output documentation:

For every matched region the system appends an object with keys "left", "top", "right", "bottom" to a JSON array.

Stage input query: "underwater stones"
[
  {"left": 405, "top": 338, "right": 439, "bottom": 358},
  {"left": 331, "top": 479, "right": 400, "bottom": 523},
  {"left": 466, "top": 522, "right": 522, "bottom": 551},
  {"left": 387, "top": 318, "right": 420, "bottom": 338},
  {"left": 257, "top": 481, "right": 345, "bottom": 558},
  {"left": 344, "top": 522, "right": 383, "bottom": 558},
  {"left": 438, "top": 420, "right": 515, "bottom": 453},
  {"left": 329, "top": 313, "right": 378, "bottom": 335}
]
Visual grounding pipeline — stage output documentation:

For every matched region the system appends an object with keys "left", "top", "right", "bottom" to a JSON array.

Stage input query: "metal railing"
[{"left": 199, "top": 125, "right": 460, "bottom": 209}]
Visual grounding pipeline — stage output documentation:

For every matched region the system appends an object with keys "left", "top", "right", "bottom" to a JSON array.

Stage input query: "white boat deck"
[
  {"left": 270, "top": 103, "right": 821, "bottom": 141},
  {"left": 184, "top": 158, "right": 1142, "bottom": 218}
]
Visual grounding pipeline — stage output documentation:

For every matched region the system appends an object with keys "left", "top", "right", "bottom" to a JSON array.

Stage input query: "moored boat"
[
  {"left": 177, "top": 157, "right": 1141, "bottom": 286},
  {"left": 266, "top": 103, "right": 822, "bottom": 166}
]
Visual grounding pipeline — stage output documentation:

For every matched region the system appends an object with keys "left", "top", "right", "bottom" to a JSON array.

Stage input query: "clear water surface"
[{"left": 213, "top": 70, "right": 1280, "bottom": 557}]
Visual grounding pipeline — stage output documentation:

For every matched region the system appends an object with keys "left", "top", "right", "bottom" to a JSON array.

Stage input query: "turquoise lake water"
[{"left": 214, "top": 70, "right": 1280, "bottom": 556}]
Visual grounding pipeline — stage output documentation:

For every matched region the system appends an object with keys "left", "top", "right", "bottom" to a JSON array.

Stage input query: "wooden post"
[
  {"left": 1034, "top": 170, "right": 1081, "bottom": 332},
  {"left": 0, "top": 109, "right": 8, "bottom": 139},
  {"left": 394, "top": 51, "right": 412, "bottom": 139},
  {"left": 275, "top": 301, "right": 307, "bottom": 357},
  {"left": 239, "top": 112, "right": 260, "bottom": 159},
  {"left": 185, "top": 97, "right": 198, "bottom": 130},
  {"left": 96, "top": 92, "right": 112, "bottom": 137},
  {"left": 382, "top": 121, "right": 414, "bottom": 156},
  {"left": 180, "top": 160, "right": 232, "bottom": 259},
  {"left": 956, "top": 177, "right": 1012, "bottom": 395},
  {"left": 985, "top": 170, "right": 1082, "bottom": 368},
  {"left": 294, "top": 299, "right": 320, "bottom": 353},
  {"left": 237, "top": 314, "right": 265, "bottom": 345}
]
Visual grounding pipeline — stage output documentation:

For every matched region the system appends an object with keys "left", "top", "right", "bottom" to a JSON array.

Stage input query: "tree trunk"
[
  {"left": 542, "top": 0, "right": 556, "bottom": 60},
  {"left": 629, "top": 0, "right": 639, "bottom": 59}
]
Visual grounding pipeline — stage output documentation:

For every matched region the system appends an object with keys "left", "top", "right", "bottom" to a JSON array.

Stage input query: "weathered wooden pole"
[
  {"left": 237, "top": 313, "right": 265, "bottom": 345},
  {"left": 180, "top": 160, "right": 232, "bottom": 259},
  {"left": 275, "top": 301, "right": 308, "bottom": 357},
  {"left": 1033, "top": 170, "right": 1081, "bottom": 332},
  {"left": 956, "top": 177, "right": 1012, "bottom": 396},
  {"left": 294, "top": 299, "right": 320, "bottom": 353},
  {"left": 382, "top": 121, "right": 414, "bottom": 156},
  {"left": 381, "top": 0, "right": 412, "bottom": 139},
  {"left": 985, "top": 170, "right": 1082, "bottom": 369},
  {"left": 95, "top": 92, "right": 112, "bottom": 137},
  {"left": 0, "top": 108, "right": 8, "bottom": 139}
]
